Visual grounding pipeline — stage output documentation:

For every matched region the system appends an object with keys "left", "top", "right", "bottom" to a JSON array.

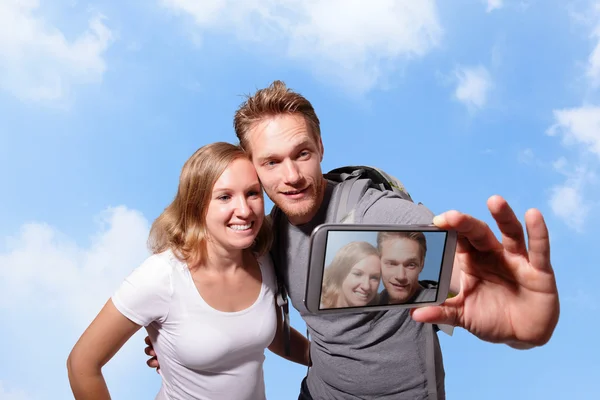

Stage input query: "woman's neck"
[{"left": 202, "top": 242, "right": 248, "bottom": 274}]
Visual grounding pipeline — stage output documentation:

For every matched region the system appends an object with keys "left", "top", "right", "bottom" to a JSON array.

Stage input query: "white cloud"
[
  {"left": 0, "top": 382, "right": 31, "bottom": 400},
  {"left": 552, "top": 156, "right": 568, "bottom": 172},
  {"left": 0, "top": 0, "right": 114, "bottom": 103},
  {"left": 549, "top": 179, "right": 590, "bottom": 232},
  {"left": 160, "top": 0, "right": 442, "bottom": 93},
  {"left": 547, "top": 106, "right": 600, "bottom": 158},
  {"left": 453, "top": 65, "right": 493, "bottom": 110},
  {"left": 0, "top": 206, "right": 149, "bottom": 327},
  {"left": 485, "top": 0, "right": 503, "bottom": 13},
  {"left": 587, "top": 24, "right": 600, "bottom": 87},
  {"left": 545, "top": 107, "right": 600, "bottom": 231},
  {"left": 518, "top": 148, "right": 535, "bottom": 164},
  {"left": 0, "top": 206, "right": 154, "bottom": 398}
]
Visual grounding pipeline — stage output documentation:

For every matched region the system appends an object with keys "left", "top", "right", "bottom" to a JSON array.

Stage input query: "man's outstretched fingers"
[
  {"left": 411, "top": 304, "right": 460, "bottom": 328},
  {"left": 487, "top": 195, "right": 527, "bottom": 256},
  {"left": 435, "top": 210, "right": 501, "bottom": 253},
  {"left": 525, "top": 208, "right": 552, "bottom": 272}
]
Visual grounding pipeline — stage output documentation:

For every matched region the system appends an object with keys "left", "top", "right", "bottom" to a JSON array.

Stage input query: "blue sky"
[{"left": 1, "top": 0, "right": 599, "bottom": 398}]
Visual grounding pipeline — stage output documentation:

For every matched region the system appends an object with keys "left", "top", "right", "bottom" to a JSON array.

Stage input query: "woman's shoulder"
[
  {"left": 256, "top": 253, "right": 277, "bottom": 290},
  {"left": 125, "top": 249, "right": 183, "bottom": 287}
]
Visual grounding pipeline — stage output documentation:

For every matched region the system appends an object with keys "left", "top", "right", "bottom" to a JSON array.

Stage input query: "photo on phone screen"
[{"left": 318, "top": 229, "right": 448, "bottom": 311}]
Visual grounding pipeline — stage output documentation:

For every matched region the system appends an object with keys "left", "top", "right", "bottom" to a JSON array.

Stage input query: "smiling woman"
[
  {"left": 66, "top": 142, "right": 310, "bottom": 400},
  {"left": 320, "top": 241, "right": 382, "bottom": 309}
]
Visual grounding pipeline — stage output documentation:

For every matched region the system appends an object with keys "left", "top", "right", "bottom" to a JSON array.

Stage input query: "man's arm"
[
  {"left": 361, "top": 192, "right": 559, "bottom": 349},
  {"left": 268, "top": 303, "right": 311, "bottom": 366}
]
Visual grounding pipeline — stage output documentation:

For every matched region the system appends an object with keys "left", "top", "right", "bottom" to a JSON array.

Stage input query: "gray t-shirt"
[{"left": 270, "top": 181, "right": 446, "bottom": 400}]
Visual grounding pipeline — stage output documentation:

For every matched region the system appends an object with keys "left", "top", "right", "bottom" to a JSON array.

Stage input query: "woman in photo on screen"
[
  {"left": 320, "top": 241, "right": 382, "bottom": 309},
  {"left": 67, "top": 142, "right": 310, "bottom": 400}
]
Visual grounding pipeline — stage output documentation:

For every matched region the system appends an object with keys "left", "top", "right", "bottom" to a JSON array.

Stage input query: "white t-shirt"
[{"left": 111, "top": 250, "right": 278, "bottom": 400}]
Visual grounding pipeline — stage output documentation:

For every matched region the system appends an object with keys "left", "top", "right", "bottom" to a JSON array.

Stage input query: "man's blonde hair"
[
  {"left": 233, "top": 80, "right": 321, "bottom": 155},
  {"left": 377, "top": 231, "right": 427, "bottom": 264}
]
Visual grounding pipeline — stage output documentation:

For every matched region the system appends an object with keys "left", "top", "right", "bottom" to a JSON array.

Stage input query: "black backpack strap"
[
  {"left": 271, "top": 206, "right": 291, "bottom": 357},
  {"left": 325, "top": 167, "right": 375, "bottom": 223}
]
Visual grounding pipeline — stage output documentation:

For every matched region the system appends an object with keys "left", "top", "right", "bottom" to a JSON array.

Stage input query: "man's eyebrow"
[
  {"left": 256, "top": 139, "right": 315, "bottom": 162},
  {"left": 382, "top": 256, "right": 421, "bottom": 263}
]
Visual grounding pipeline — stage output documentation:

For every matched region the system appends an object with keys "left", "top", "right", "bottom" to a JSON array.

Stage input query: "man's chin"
[
  {"left": 276, "top": 198, "right": 316, "bottom": 220},
  {"left": 388, "top": 291, "right": 412, "bottom": 305}
]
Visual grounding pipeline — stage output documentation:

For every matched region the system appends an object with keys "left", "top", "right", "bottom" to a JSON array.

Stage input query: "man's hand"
[
  {"left": 144, "top": 336, "right": 160, "bottom": 372},
  {"left": 411, "top": 195, "right": 560, "bottom": 349}
]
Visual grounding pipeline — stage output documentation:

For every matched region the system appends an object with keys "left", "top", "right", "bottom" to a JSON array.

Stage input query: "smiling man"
[
  {"left": 377, "top": 231, "right": 437, "bottom": 304},
  {"left": 231, "top": 80, "right": 559, "bottom": 400},
  {"left": 145, "top": 80, "right": 560, "bottom": 400}
]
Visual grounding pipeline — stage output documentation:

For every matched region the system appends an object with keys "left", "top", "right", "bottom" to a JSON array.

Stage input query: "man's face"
[
  {"left": 379, "top": 238, "right": 424, "bottom": 304},
  {"left": 246, "top": 114, "right": 325, "bottom": 225}
]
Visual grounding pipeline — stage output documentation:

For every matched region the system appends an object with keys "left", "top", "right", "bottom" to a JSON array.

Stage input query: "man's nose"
[
  {"left": 394, "top": 267, "right": 407, "bottom": 282},
  {"left": 282, "top": 160, "right": 301, "bottom": 184}
]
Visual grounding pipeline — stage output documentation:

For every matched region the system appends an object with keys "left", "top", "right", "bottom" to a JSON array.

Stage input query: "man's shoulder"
[{"left": 355, "top": 188, "right": 435, "bottom": 225}]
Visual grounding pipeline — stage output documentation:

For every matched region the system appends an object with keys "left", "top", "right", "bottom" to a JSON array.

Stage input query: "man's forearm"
[{"left": 269, "top": 327, "right": 310, "bottom": 366}]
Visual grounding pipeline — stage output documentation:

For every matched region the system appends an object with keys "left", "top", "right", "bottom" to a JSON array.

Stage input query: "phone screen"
[{"left": 318, "top": 229, "right": 448, "bottom": 311}]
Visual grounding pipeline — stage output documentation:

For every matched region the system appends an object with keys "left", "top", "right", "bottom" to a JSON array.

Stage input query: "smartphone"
[{"left": 303, "top": 224, "right": 457, "bottom": 314}]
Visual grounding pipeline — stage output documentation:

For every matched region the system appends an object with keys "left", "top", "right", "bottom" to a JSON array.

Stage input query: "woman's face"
[
  {"left": 340, "top": 254, "right": 381, "bottom": 307},
  {"left": 204, "top": 158, "right": 264, "bottom": 253}
]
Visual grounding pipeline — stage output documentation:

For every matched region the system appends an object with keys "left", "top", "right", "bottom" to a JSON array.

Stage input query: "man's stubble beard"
[{"left": 274, "top": 177, "right": 325, "bottom": 223}]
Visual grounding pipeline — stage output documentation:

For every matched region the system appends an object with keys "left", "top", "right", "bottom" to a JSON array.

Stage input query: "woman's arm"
[
  {"left": 268, "top": 303, "right": 311, "bottom": 366},
  {"left": 67, "top": 299, "right": 142, "bottom": 399}
]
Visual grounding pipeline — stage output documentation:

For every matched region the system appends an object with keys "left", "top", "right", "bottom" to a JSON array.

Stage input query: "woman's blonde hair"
[
  {"left": 148, "top": 142, "right": 272, "bottom": 268},
  {"left": 320, "top": 241, "right": 380, "bottom": 308}
]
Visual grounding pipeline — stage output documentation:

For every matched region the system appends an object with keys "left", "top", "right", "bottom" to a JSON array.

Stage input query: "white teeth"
[
  {"left": 284, "top": 188, "right": 304, "bottom": 194},
  {"left": 353, "top": 291, "right": 368, "bottom": 299},
  {"left": 229, "top": 223, "right": 252, "bottom": 231}
]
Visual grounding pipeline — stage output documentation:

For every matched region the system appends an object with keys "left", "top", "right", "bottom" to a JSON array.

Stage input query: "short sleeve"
[
  {"left": 257, "top": 253, "right": 277, "bottom": 294},
  {"left": 111, "top": 254, "right": 173, "bottom": 326},
  {"left": 358, "top": 189, "right": 435, "bottom": 225}
]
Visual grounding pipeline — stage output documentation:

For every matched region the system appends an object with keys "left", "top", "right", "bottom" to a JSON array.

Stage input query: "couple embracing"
[{"left": 67, "top": 81, "right": 560, "bottom": 400}]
